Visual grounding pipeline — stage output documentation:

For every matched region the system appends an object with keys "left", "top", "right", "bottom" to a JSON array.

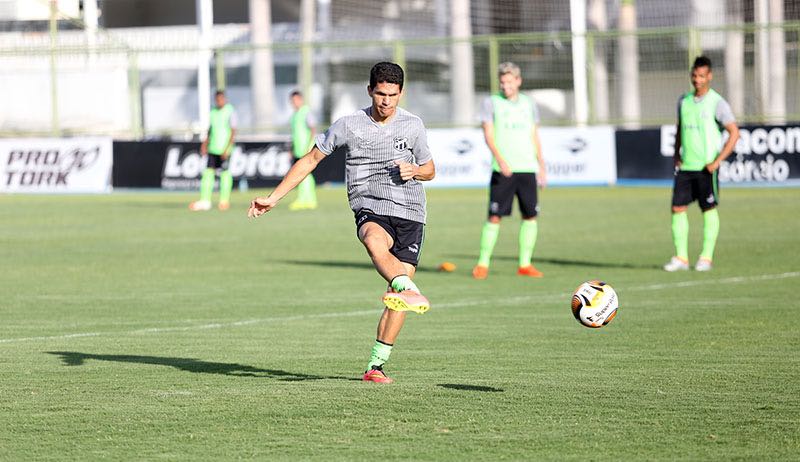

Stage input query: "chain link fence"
[{"left": 0, "top": 21, "right": 798, "bottom": 137}]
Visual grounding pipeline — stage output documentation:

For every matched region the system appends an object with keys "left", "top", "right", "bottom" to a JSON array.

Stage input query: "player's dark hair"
[
  {"left": 369, "top": 62, "right": 404, "bottom": 90},
  {"left": 290, "top": 90, "right": 302, "bottom": 98},
  {"left": 215, "top": 90, "right": 225, "bottom": 96},
  {"left": 692, "top": 56, "right": 712, "bottom": 71}
]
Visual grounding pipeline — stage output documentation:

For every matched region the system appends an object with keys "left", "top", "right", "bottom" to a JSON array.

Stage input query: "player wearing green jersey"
[
  {"left": 664, "top": 56, "right": 739, "bottom": 272},
  {"left": 473, "top": 62, "right": 547, "bottom": 280},
  {"left": 190, "top": 90, "right": 238, "bottom": 212},
  {"left": 288, "top": 90, "right": 318, "bottom": 211}
]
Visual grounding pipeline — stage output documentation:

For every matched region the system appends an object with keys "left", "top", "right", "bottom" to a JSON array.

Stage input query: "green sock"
[
  {"left": 297, "top": 175, "right": 317, "bottom": 204},
  {"left": 199, "top": 168, "right": 215, "bottom": 202},
  {"left": 700, "top": 208, "right": 720, "bottom": 260},
  {"left": 518, "top": 220, "right": 538, "bottom": 267},
  {"left": 477, "top": 222, "right": 500, "bottom": 267},
  {"left": 366, "top": 340, "right": 393, "bottom": 371},
  {"left": 219, "top": 170, "right": 233, "bottom": 203},
  {"left": 390, "top": 275, "right": 420, "bottom": 294},
  {"left": 671, "top": 212, "right": 689, "bottom": 260}
]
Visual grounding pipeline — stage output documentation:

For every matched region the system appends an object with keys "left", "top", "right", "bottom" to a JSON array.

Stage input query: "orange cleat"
[
  {"left": 472, "top": 265, "right": 489, "bottom": 280},
  {"left": 517, "top": 265, "right": 544, "bottom": 278},
  {"left": 218, "top": 201, "right": 230, "bottom": 211},
  {"left": 362, "top": 367, "right": 393, "bottom": 384}
]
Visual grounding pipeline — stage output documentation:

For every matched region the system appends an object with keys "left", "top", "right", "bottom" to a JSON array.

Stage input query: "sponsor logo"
[
  {"left": 162, "top": 144, "right": 292, "bottom": 190},
  {"left": 719, "top": 154, "right": 790, "bottom": 183},
  {"left": 408, "top": 243, "right": 419, "bottom": 254},
  {"left": 546, "top": 162, "right": 586, "bottom": 176},
  {"left": 452, "top": 139, "right": 473, "bottom": 155},
  {"left": 563, "top": 137, "right": 587, "bottom": 155},
  {"left": 585, "top": 293, "right": 617, "bottom": 322},
  {"left": 4, "top": 145, "right": 101, "bottom": 188}
]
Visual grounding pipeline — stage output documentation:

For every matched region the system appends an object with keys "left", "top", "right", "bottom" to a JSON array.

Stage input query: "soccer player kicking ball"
[
  {"left": 664, "top": 56, "right": 739, "bottom": 272},
  {"left": 248, "top": 62, "right": 435, "bottom": 384}
]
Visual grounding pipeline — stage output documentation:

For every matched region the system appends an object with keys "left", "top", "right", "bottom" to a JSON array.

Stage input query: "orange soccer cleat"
[
  {"left": 362, "top": 366, "right": 393, "bottom": 384},
  {"left": 517, "top": 265, "right": 544, "bottom": 278},
  {"left": 472, "top": 265, "right": 489, "bottom": 280}
]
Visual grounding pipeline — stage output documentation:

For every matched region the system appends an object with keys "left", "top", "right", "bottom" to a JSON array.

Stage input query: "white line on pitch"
[{"left": 1, "top": 271, "right": 797, "bottom": 345}]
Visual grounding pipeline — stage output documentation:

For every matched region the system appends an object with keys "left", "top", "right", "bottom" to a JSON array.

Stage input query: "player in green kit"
[
  {"left": 472, "top": 62, "right": 547, "bottom": 280},
  {"left": 288, "top": 90, "right": 318, "bottom": 211},
  {"left": 190, "top": 90, "right": 238, "bottom": 212},
  {"left": 664, "top": 56, "right": 739, "bottom": 272}
]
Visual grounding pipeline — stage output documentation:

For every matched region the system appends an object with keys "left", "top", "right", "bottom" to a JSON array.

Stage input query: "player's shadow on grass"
[
  {"left": 47, "top": 351, "right": 360, "bottom": 382},
  {"left": 451, "top": 254, "right": 660, "bottom": 270},
  {"left": 282, "top": 259, "right": 437, "bottom": 273},
  {"left": 437, "top": 384, "right": 504, "bottom": 393}
]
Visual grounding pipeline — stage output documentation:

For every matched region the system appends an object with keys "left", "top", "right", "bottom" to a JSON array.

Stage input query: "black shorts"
[
  {"left": 205, "top": 153, "right": 230, "bottom": 171},
  {"left": 671, "top": 170, "right": 719, "bottom": 211},
  {"left": 488, "top": 172, "right": 539, "bottom": 218},
  {"left": 355, "top": 209, "right": 425, "bottom": 266}
]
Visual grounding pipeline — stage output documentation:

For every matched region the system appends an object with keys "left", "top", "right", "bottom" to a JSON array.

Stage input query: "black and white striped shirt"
[{"left": 315, "top": 107, "right": 433, "bottom": 224}]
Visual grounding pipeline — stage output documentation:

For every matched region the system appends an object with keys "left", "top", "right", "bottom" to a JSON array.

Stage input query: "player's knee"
[
  {"left": 359, "top": 229, "right": 391, "bottom": 254},
  {"left": 488, "top": 215, "right": 501, "bottom": 224},
  {"left": 672, "top": 206, "right": 687, "bottom": 213}
]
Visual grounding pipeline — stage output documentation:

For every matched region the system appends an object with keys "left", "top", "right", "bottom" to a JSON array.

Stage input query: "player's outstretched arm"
[{"left": 248, "top": 147, "right": 326, "bottom": 218}]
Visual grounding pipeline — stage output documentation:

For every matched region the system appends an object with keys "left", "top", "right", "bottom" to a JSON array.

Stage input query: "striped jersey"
[{"left": 315, "top": 107, "right": 433, "bottom": 223}]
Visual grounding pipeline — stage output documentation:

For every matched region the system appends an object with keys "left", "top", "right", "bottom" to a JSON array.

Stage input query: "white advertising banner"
[
  {"left": 538, "top": 126, "right": 617, "bottom": 185},
  {"left": 427, "top": 126, "right": 616, "bottom": 187},
  {"left": 427, "top": 128, "right": 493, "bottom": 188},
  {"left": 0, "top": 137, "right": 113, "bottom": 193}
]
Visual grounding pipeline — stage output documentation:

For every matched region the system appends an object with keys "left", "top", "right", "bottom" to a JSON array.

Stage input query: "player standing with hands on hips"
[
  {"left": 664, "top": 56, "right": 739, "bottom": 272},
  {"left": 472, "top": 62, "right": 547, "bottom": 280},
  {"left": 248, "top": 62, "right": 435, "bottom": 384},
  {"left": 190, "top": 90, "right": 238, "bottom": 211}
]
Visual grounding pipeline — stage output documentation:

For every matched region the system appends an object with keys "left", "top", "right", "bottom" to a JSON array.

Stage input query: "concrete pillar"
[
  {"left": 249, "top": 0, "right": 276, "bottom": 132},
  {"left": 450, "top": 0, "right": 475, "bottom": 126}
]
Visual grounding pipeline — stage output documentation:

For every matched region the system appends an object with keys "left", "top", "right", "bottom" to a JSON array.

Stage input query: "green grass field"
[{"left": 1, "top": 186, "right": 799, "bottom": 460}]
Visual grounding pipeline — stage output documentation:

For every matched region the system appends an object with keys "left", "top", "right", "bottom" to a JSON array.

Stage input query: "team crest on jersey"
[{"left": 393, "top": 137, "right": 408, "bottom": 152}]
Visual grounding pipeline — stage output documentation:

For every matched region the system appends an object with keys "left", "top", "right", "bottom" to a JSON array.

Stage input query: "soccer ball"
[{"left": 571, "top": 280, "right": 619, "bottom": 328}]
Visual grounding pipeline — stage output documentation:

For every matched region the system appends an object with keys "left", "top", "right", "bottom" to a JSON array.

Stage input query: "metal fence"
[{"left": 0, "top": 21, "right": 798, "bottom": 138}]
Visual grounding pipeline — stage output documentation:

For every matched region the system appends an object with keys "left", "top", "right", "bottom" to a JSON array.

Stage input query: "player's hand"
[
  {"left": 498, "top": 160, "right": 512, "bottom": 178},
  {"left": 537, "top": 170, "right": 547, "bottom": 189},
  {"left": 705, "top": 161, "right": 720, "bottom": 173},
  {"left": 221, "top": 152, "right": 230, "bottom": 161},
  {"left": 395, "top": 160, "right": 418, "bottom": 181},
  {"left": 248, "top": 196, "right": 278, "bottom": 218}
]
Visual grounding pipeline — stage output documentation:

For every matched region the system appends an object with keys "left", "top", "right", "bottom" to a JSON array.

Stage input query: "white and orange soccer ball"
[{"left": 571, "top": 280, "right": 619, "bottom": 328}]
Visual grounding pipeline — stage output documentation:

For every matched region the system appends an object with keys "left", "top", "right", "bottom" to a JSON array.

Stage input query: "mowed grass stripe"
[{"left": 2, "top": 270, "right": 796, "bottom": 345}]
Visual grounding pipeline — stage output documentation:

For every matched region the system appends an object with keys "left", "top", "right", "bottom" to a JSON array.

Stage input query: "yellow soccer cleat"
[{"left": 382, "top": 290, "right": 430, "bottom": 314}]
